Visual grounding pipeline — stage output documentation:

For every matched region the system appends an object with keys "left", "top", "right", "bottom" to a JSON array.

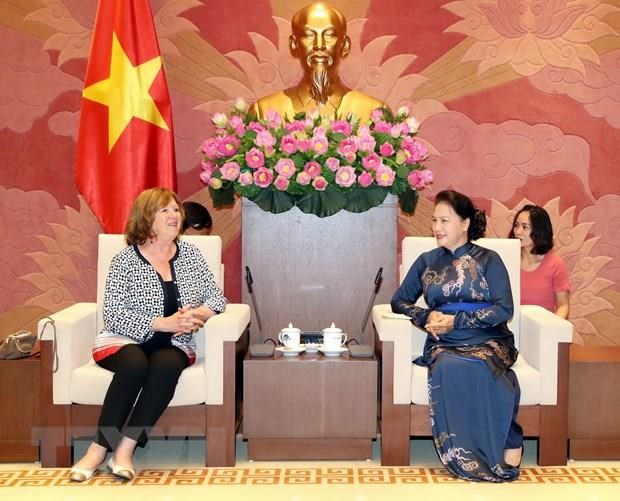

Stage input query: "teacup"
[
  {"left": 278, "top": 323, "right": 301, "bottom": 349},
  {"left": 322, "top": 323, "right": 347, "bottom": 350}
]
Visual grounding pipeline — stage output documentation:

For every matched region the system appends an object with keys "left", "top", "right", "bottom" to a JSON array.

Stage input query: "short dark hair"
[
  {"left": 509, "top": 204, "right": 553, "bottom": 255},
  {"left": 182, "top": 201, "right": 212, "bottom": 232},
  {"left": 434, "top": 190, "right": 486, "bottom": 241},
  {"left": 125, "top": 188, "right": 184, "bottom": 245}
]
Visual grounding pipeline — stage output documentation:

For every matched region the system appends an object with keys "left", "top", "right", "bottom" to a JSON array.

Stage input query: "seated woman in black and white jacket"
[{"left": 70, "top": 188, "right": 226, "bottom": 482}]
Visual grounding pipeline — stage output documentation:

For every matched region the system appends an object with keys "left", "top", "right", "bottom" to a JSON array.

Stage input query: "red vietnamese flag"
[{"left": 76, "top": 0, "right": 176, "bottom": 233}]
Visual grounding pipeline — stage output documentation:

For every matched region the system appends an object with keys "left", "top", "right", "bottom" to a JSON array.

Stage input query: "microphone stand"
[
  {"left": 245, "top": 266, "right": 263, "bottom": 334},
  {"left": 361, "top": 267, "right": 383, "bottom": 333}
]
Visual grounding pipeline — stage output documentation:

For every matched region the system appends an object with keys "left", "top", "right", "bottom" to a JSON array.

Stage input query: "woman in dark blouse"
[{"left": 392, "top": 190, "right": 522, "bottom": 482}]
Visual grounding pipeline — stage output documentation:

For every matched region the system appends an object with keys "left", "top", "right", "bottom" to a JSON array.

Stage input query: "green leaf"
[
  {"left": 396, "top": 164, "right": 410, "bottom": 179},
  {"left": 250, "top": 188, "right": 296, "bottom": 214},
  {"left": 373, "top": 132, "right": 392, "bottom": 145},
  {"left": 296, "top": 187, "right": 346, "bottom": 217},
  {"left": 209, "top": 185, "right": 235, "bottom": 208},
  {"left": 344, "top": 185, "right": 388, "bottom": 213},
  {"left": 236, "top": 184, "right": 260, "bottom": 199},
  {"left": 398, "top": 189, "right": 419, "bottom": 214}
]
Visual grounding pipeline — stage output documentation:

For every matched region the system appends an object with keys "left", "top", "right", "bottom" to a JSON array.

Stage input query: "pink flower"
[
  {"left": 199, "top": 169, "right": 212, "bottom": 184},
  {"left": 216, "top": 135, "right": 240, "bottom": 157},
  {"left": 229, "top": 115, "right": 245, "bottom": 136},
  {"left": 379, "top": 142, "right": 395, "bottom": 157},
  {"left": 401, "top": 138, "right": 428, "bottom": 163},
  {"left": 338, "top": 138, "right": 358, "bottom": 158},
  {"left": 220, "top": 161, "right": 241, "bottom": 181},
  {"left": 248, "top": 121, "right": 265, "bottom": 133},
  {"left": 330, "top": 120, "right": 352, "bottom": 136},
  {"left": 238, "top": 171, "right": 253, "bottom": 186},
  {"left": 275, "top": 158, "right": 296, "bottom": 178},
  {"left": 274, "top": 175, "right": 290, "bottom": 191},
  {"left": 296, "top": 171, "right": 312, "bottom": 185},
  {"left": 375, "top": 165, "right": 395, "bottom": 187},
  {"left": 285, "top": 120, "right": 306, "bottom": 133},
  {"left": 311, "top": 135, "right": 329, "bottom": 155},
  {"left": 297, "top": 138, "right": 311, "bottom": 152},
  {"left": 304, "top": 161, "right": 321, "bottom": 178},
  {"left": 201, "top": 138, "right": 219, "bottom": 159},
  {"left": 211, "top": 112, "right": 227, "bottom": 127},
  {"left": 253, "top": 167, "right": 274, "bottom": 188},
  {"left": 358, "top": 171, "right": 373, "bottom": 188},
  {"left": 335, "top": 166, "right": 356, "bottom": 188},
  {"left": 245, "top": 148, "right": 265, "bottom": 169},
  {"left": 362, "top": 152, "right": 382, "bottom": 170},
  {"left": 265, "top": 109, "right": 283, "bottom": 129},
  {"left": 409, "top": 169, "right": 434, "bottom": 189},
  {"left": 280, "top": 135, "right": 298, "bottom": 154},
  {"left": 256, "top": 130, "right": 276, "bottom": 148},
  {"left": 312, "top": 176, "right": 328, "bottom": 191},
  {"left": 374, "top": 121, "right": 391, "bottom": 134},
  {"left": 370, "top": 108, "right": 384, "bottom": 123},
  {"left": 356, "top": 134, "right": 376, "bottom": 153},
  {"left": 200, "top": 159, "right": 216, "bottom": 171},
  {"left": 325, "top": 157, "right": 340, "bottom": 171}
]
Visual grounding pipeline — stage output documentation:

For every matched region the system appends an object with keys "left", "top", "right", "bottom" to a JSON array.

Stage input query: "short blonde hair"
[{"left": 125, "top": 188, "right": 184, "bottom": 245}]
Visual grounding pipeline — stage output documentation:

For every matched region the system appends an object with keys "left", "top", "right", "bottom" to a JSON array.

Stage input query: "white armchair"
[
  {"left": 373, "top": 237, "right": 573, "bottom": 466},
  {"left": 38, "top": 235, "right": 250, "bottom": 467}
]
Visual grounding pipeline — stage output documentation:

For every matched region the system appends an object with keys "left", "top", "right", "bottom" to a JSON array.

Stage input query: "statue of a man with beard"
[{"left": 251, "top": 2, "right": 384, "bottom": 123}]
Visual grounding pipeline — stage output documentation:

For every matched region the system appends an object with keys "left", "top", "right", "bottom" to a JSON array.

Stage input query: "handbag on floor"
[{"left": 0, "top": 330, "right": 37, "bottom": 359}]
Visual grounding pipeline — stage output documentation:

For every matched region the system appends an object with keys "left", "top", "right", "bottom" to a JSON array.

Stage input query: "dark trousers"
[{"left": 95, "top": 333, "right": 188, "bottom": 450}]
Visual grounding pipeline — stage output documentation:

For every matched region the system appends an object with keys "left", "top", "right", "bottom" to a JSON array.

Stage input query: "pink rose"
[
  {"left": 296, "top": 171, "right": 312, "bottom": 185},
  {"left": 358, "top": 171, "right": 373, "bottom": 188},
  {"left": 201, "top": 138, "right": 219, "bottom": 159},
  {"left": 370, "top": 108, "right": 384, "bottom": 123},
  {"left": 325, "top": 157, "right": 340, "bottom": 172},
  {"left": 229, "top": 115, "right": 245, "bottom": 136},
  {"left": 311, "top": 135, "right": 329, "bottom": 155},
  {"left": 374, "top": 121, "right": 391, "bottom": 134},
  {"left": 245, "top": 148, "right": 265, "bottom": 169},
  {"left": 330, "top": 120, "right": 352, "bottom": 136},
  {"left": 256, "top": 130, "right": 276, "bottom": 148},
  {"left": 199, "top": 169, "right": 212, "bottom": 184},
  {"left": 274, "top": 175, "right": 290, "bottom": 191},
  {"left": 375, "top": 165, "right": 395, "bottom": 187},
  {"left": 356, "top": 134, "right": 376, "bottom": 153},
  {"left": 304, "top": 161, "right": 321, "bottom": 178},
  {"left": 338, "top": 138, "right": 358, "bottom": 159},
  {"left": 335, "top": 166, "right": 356, "bottom": 188},
  {"left": 220, "top": 161, "right": 240, "bottom": 181},
  {"left": 253, "top": 167, "right": 274, "bottom": 188},
  {"left": 312, "top": 176, "right": 328, "bottom": 191},
  {"left": 275, "top": 158, "right": 296, "bottom": 178},
  {"left": 285, "top": 120, "right": 306, "bottom": 133},
  {"left": 379, "top": 142, "right": 395, "bottom": 157},
  {"left": 200, "top": 159, "right": 216, "bottom": 171},
  {"left": 216, "top": 135, "right": 240, "bottom": 157},
  {"left": 248, "top": 121, "right": 265, "bottom": 133},
  {"left": 297, "top": 138, "right": 311, "bottom": 152},
  {"left": 238, "top": 171, "right": 253, "bottom": 186},
  {"left": 265, "top": 109, "right": 283, "bottom": 129},
  {"left": 279, "top": 135, "right": 298, "bottom": 154},
  {"left": 362, "top": 152, "right": 382, "bottom": 170}
]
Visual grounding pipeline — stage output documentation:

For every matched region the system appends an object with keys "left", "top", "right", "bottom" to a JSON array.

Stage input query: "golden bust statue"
[{"left": 251, "top": 2, "right": 384, "bottom": 123}]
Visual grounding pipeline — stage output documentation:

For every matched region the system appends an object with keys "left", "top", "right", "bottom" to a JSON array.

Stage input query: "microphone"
[
  {"left": 245, "top": 266, "right": 263, "bottom": 333},
  {"left": 361, "top": 267, "right": 383, "bottom": 333}
]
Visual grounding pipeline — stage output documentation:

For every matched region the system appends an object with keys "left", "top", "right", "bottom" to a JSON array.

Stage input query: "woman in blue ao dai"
[{"left": 391, "top": 190, "right": 523, "bottom": 482}]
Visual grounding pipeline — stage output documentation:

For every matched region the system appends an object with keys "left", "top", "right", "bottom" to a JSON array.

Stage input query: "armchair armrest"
[
  {"left": 372, "top": 304, "right": 414, "bottom": 405},
  {"left": 519, "top": 305, "right": 573, "bottom": 405},
  {"left": 37, "top": 303, "right": 97, "bottom": 405},
  {"left": 204, "top": 303, "right": 251, "bottom": 405}
]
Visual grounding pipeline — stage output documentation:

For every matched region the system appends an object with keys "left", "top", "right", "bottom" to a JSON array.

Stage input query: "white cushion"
[
  {"left": 70, "top": 360, "right": 206, "bottom": 406},
  {"left": 410, "top": 354, "right": 541, "bottom": 405}
]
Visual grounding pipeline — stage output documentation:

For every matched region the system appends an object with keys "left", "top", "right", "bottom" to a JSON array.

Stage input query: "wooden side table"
[
  {"left": 243, "top": 351, "right": 377, "bottom": 460},
  {"left": 569, "top": 345, "right": 620, "bottom": 459},
  {"left": 0, "top": 355, "right": 40, "bottom": 462}
]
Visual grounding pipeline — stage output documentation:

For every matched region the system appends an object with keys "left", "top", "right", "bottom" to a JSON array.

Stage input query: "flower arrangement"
[{"left": 199, "top": 98, "right": 433, "bottom": 217}]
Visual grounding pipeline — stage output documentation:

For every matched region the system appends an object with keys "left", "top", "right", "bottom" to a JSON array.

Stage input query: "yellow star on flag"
[{"left": 82, "top": 32, "right": 169, "bottom": 152}]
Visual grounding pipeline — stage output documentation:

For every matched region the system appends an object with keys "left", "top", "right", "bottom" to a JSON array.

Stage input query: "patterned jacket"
[{"left": 92, "top": 240, "right": 226, "bottom": 364}]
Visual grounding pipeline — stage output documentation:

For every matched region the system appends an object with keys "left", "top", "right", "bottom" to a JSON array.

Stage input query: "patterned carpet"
[{"left": 1, "top": 466, "right": 619, "bottom": 487}]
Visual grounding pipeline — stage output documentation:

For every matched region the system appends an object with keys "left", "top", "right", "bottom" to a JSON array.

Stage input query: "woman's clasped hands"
[{"left": 425, "top": 311, "right": 455, "bottom": 340}]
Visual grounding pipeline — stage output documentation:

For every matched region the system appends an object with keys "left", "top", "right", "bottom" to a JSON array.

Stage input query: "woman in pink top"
[{"left": 509, "top": 205, "right": 570, "bottom": 319}]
